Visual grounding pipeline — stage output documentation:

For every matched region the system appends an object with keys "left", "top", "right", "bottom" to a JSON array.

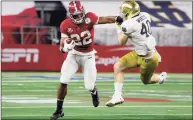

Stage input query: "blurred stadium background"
[{"left": 1, "top": 1, "right": 192, "bottom": 120}]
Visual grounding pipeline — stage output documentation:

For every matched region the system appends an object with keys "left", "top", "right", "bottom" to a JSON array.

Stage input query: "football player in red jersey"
[{"left": 50, "top": 1, "right": 121, "bottom": 120}]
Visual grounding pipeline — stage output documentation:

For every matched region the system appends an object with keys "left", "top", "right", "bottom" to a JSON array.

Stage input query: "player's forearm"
[
  {"left": 97, "top": 16, "right": 117, "bottom": 24},
  {"left": 117, "top": 32, "right": 129, "bottom": 45},
  {"left": 60, "top": 33, "right": 69, "bottom": 46},
  {"left": 59, "top": 38, "right": 65, "bottom": 53},
  {"left": 59, "top": 33, "right": 69, "bottom": 53}
]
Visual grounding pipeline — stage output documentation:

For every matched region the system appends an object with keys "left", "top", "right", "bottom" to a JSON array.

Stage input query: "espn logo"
[{"left": 2, "top": 48, "right": 39, "bottom": 63}]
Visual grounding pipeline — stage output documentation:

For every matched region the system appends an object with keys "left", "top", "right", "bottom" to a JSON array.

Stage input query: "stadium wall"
[
  {"left": 1, "top": 1, "right": 192, "bottom": 45},
  {"left": 94, "top": 27, "right": 192, "bottom": 46},
  {"left": 1, "top": 45, "right": 192, "bottom": 73},
  {"left": 1, "top": 1, "right": 192, "bottom": 73}
]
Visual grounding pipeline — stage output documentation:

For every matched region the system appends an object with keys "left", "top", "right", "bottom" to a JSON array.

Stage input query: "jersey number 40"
[
  {"left": 70, "top": 30, "right": 92, "bottom": 46},
  {"left": 140, "top": 20, "right": 152, "bottom": 37}
]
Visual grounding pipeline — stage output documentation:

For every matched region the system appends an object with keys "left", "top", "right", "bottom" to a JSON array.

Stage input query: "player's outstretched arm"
[
  {"left": 97, "top": 16, "right": 124, "bottom": 24},
  {"left": 97, "top": 16, "right": 117, "bottom": 24},
  {"left": 96, "top": 15, "right": 129, "bottom": 45}
]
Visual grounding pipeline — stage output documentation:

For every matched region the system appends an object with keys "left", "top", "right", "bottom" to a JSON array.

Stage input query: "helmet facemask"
[{"left": 69, "top": 10, "right": 85, "bottom": 24}]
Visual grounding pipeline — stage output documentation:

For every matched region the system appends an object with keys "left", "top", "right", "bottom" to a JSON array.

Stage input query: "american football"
[{"left": 65, "top": 38, "right": 74, "bottom": 44}]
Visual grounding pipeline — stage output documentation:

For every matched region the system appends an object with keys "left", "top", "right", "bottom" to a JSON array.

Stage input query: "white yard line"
[
  {"left": 2, "top": 89, "right": 190, "bottom": 93},
  {"left": 3, "top": 95, "right": 55, "bottom": 97},
  {"left": 2, "top": 105, "right": 192, "bottom": 109},
  {"left": 2, "top": 95, "right": 191, "bottom": 101},
  {"left": 2, "top": 90, "right": 192, "bottom": 97},
  {"left": 2, "top": 80, "right": 192, "bottom": 84},
  {"left": 2, "top": 81, "right": 59, "bottom": 83},
  {"left": 125, "top": 90, "right": 192, "bottom": 93},
  {"left": 3, "top": 90, "right": 56, "bottom": 92},
  {"left": 2, "top": 113, "right": 192, "bottom": 117}
]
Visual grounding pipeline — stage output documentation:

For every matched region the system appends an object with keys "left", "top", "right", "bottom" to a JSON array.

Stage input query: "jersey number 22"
[{"left": 70, "top": 30, "right": 92, "bottom": 46}]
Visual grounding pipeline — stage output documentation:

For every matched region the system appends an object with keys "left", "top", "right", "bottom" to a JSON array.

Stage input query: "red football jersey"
[{"left": 60, "top": 12, "right": 98, "bottom": 53}]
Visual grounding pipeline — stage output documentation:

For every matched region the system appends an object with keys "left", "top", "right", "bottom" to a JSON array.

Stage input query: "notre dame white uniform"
[{"left": 118, "top": 12, "right": 161, "bottom": 83}]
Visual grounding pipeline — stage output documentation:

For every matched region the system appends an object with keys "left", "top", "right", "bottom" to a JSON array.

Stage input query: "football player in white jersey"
[{"left": 106, "top": 1, "right": 167, "bottom": 107}]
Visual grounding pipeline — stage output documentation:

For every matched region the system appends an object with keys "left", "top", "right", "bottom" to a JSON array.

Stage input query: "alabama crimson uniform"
[
  {"left": 50, "top": 2, "right": 101, "bottom": 118},
  {"left": 60, "top": 12, "right": 98, "bottom": 55},
  {"left": 59, "top": 12, "right": 99, "bottom": 91}
]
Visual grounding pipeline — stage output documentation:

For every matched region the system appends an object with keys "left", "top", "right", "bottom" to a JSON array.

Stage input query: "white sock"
[{"left": 114, "top": 83, "right": 123, "bottom": 96}]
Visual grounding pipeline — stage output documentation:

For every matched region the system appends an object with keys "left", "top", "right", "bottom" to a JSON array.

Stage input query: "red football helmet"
[{"left": 68, "top": 0, "right": 85, "bottom": 24}]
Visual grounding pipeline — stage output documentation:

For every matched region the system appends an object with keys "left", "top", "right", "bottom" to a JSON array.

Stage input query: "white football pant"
[{"left": 60, "top": 53, "right": 97, "bottom": 91}]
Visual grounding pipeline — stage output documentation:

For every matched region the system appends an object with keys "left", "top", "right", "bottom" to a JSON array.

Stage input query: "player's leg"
[
  {"left": 106, "top": 51, "right": 138, "bottom": 107},
  {"left": 50, "top": 54, "right": 79, "bottom": 120},
  {"left": 82, "top": 54, "right": 99, "bottom": 107},
  {"left": 139, "top": 51, "right": 167, "bottom": 85},
  {"left": 113, "top": 62, "right": 127, "bottom": 97},
  {"left": 147, "top": 72, "right": 167, "bottom": 84}
]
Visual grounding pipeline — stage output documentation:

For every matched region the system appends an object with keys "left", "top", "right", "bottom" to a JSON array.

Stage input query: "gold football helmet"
[{"left": 120, "top": 1, "right": 140, "bottom": 20}]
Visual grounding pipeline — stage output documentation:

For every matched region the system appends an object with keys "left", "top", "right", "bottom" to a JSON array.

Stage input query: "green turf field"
[{"left": 1, "top": 72, "right": 192, "bottom": 120}]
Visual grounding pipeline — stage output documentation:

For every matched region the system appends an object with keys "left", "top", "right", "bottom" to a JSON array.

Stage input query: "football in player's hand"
[
  {"left": 65, "top": 38, "right": 73, "bottom": 44},
  {"left": 63, "top": 38, "right": 75, "bottom": 52}
]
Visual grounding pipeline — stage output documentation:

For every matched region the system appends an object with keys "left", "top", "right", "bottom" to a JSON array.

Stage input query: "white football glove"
[
  {"left": 64, "top": 39, "right": 75, "bottom": 52},
  {"left": 60, "top": 39, "right": 75, "bottom": 53}
]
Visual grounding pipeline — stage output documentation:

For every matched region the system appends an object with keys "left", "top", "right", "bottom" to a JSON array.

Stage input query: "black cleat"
[
  {"left": 50, "top": 109, "right": 64, "bottom": 120},
  {"left": 91, "top": 88, "right": 100, "bottom": 107}
]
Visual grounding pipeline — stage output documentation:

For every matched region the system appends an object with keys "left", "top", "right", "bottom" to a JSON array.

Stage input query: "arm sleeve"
[
  {"left": 60, "top": 21, "right": 69, "bottom": 38},
  {"left": 120, "top": 21, "right": 134, "bottom": 35},
  {"left": 88, "top": 12, "right": 99, "bottom": 25}
]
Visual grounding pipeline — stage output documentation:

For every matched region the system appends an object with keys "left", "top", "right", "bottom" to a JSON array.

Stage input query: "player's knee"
[
  {"left": 142, "top": 80, "right": 149, "bottom": 85},
  {"left": 85, "top": 83, "right": 95, "bottom": 91},
  {"left": 140, "top": 76, "right": 150, "bottom": 85},
  {"left": 60, "top": 73, "right": 70, "bottom": 84},
  {"left": 114, "top": 62, "right": 121, "bottom": 73},
  {"left": 60, "top": 82, "right": 67, "bottom": 87},
  {"left": 141, "top": 79, "right": 150, "bottom": 85},
  {"left": 113, "top": 63, "right": 118, "bottom": 70},
  {"left": 140, "top": 75, "right": 151, "bottom": 85}
]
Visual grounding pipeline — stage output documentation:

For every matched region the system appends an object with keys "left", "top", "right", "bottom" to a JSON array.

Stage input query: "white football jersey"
[{"left": 120, "top": 12, "right": 156, "bottom": 56}]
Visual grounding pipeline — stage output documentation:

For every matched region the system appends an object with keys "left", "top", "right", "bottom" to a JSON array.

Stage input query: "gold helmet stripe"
[
  {"left": 122, "top": 4, "right": 132, "bottom": 9},
  {"left": 120, "top": 1, "right": 140, "bottom": 19}
]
